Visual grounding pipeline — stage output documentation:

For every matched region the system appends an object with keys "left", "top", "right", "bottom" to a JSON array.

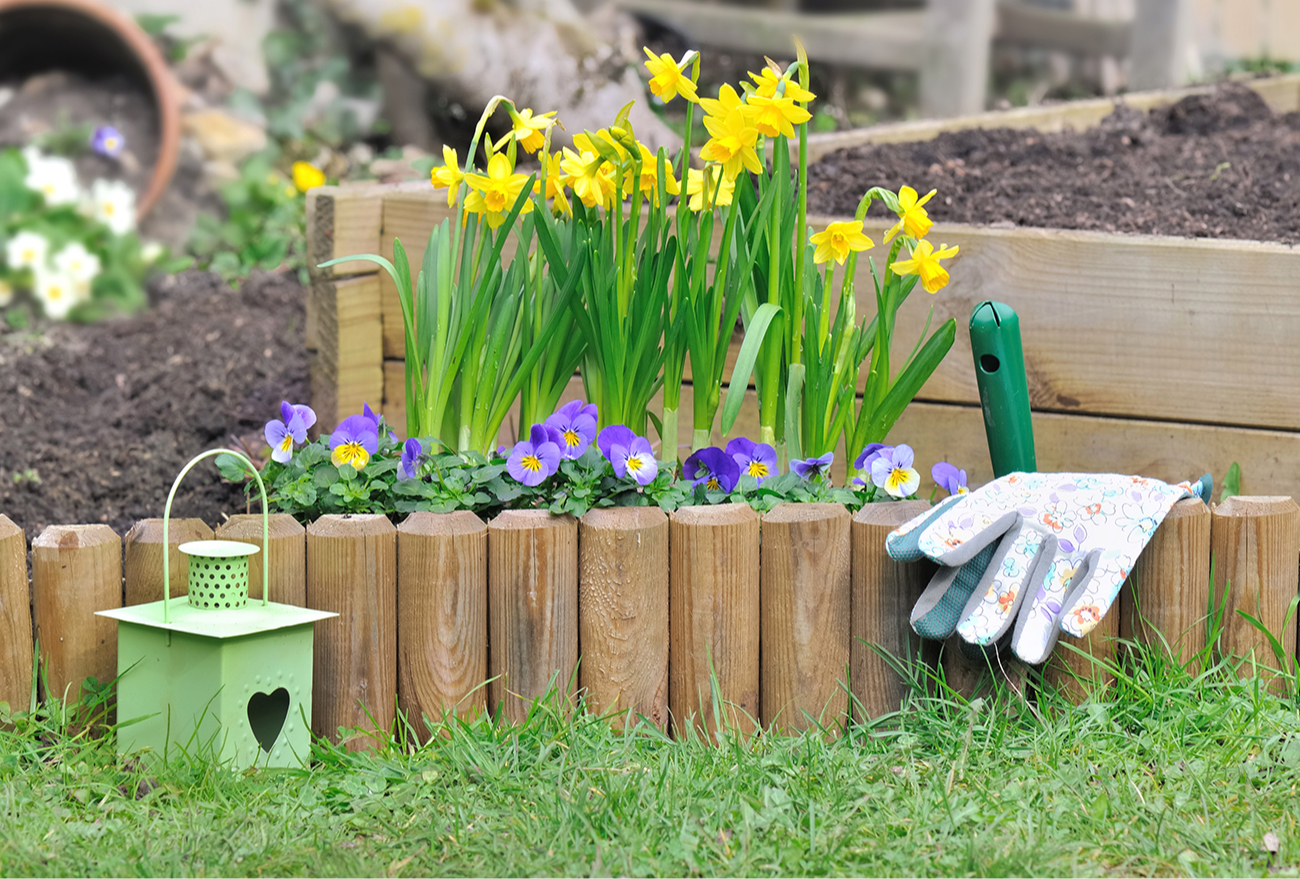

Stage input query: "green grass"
[{"left": 2, "top": 641, "right": 1300, "bottom": 877}]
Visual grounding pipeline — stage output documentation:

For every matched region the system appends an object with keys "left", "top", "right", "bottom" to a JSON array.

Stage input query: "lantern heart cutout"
[{"left": 247, "top": 687, "right": 290, "bottom": 753}]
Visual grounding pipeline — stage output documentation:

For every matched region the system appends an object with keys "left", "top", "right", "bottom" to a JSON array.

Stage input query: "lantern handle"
[{"left": 161, "top": 449, "right": 270, "bottom": 624}]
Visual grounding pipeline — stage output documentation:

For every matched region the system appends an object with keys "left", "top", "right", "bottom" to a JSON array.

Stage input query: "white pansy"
[
  {"left": 89, "top": 179, "right": 136, "bottom": 236},
  {"left": 25, "top": 154, "right": 81, "bottom": 206},
  {"left": 5, "top": 230, "right": 50, "bottom": 270},
  {"left": 0, "top": 279, "right": 12, "bottom": 308},
  {"left": 33, "top": 269, "right": 77, "bottom": 320},
  {"left": 52, "top": 242, "right": 101, "bottom": 284}
]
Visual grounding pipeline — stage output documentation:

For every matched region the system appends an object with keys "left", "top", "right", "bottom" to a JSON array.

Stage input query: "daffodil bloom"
[
  {"left": 700, "top": 119, "right": 762, "bottom": 181},
  {"left": 747, "top": 93, "right": 811, "bottom": 139},
  {"left": 430, "top": 145, "right": 464, "bottom": 207},
  {"left": 628, "top": 142, "right": 680, "bottom": 204},
  {"left": 574, "top": 130, "right": 627, "bottom": 164},
  {"left": 810, "top": 221, "right": 874, "bottom": 265},
  {"left": 685, "top": 166, "right": 734, "bottom": 212},
  {"left": 536, "top": 150, "right": 573, "bottom": 215},
  {"left": 749, "top": 64, "right": 815, "bottom": 102},
  {"left": 884, "top": 185, "right": 938, "bottom": 242},
  {"left": 560, "top": 147, "right": 615, "bottom": 210},
  {"left": 642, "top": 47, "right": 699, "bottom": 104},
  {"left": 891, "top": 240, "right": 960, "bottom": 294},
  {"left": 464, "top": 152, "right": 535, "bottom": 228},
  {"left": 506, "top": 107, "right": 556, "bottom": 154},
  {"left": 292, "top": 161, "right": 326, "bottom": 192}
]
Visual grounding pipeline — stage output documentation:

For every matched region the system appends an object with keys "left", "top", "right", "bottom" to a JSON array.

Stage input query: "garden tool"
[
  {"left": 887, "top": 471, "right": 1211, "bottom": 665},
  {"left": 970, "top": 301, "right": 1036, "bottom": 477}
]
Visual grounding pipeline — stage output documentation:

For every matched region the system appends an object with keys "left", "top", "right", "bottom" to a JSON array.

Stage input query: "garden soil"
[
  {"left": 807, "top": 82, "right": 1300, "bottom": 244},
  {"left": 0, "top": 271, "right": 308, "bottom": 541}
]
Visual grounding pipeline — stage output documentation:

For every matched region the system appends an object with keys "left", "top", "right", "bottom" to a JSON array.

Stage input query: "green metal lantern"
[{"left": 97, "top": 449, "right": 335, "bottom": 769}]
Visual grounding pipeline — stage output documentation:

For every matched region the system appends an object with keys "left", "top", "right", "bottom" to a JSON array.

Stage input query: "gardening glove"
[{"left": 885, "top": 472, "right": 1210, "bottom": 665}]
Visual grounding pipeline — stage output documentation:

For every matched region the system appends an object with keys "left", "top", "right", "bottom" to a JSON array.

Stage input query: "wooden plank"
[
  {"left": 920, "top": 0, "right": 997, "bottom": 117},
  {"left": 996, "top": 0, "right": 1130, "bottom": 57},
  {"left": 306, "top": 184, "right": 386, "bottom": 281},
  {"left": 1043, "top": 610, "right": 1117, "bottom": 703},
  {"left": 123, "top": 518, "right": 212, "bottom": 605},
  {"left": 309, "top": 274, "right": 384, "bottom": 433},
  {"left": 215, "top": 514, "right": 307, "bottom": 606},
  {"left": 0, "top": 515, "right": 32, "bottom": 714},
  {"left": 1130, "top": 0, "right": 1192, "bottom": 91}
]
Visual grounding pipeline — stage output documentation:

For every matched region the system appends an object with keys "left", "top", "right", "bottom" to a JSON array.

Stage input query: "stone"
[{"left": 182, "top": 109, "right": 268, "bottom": 165}]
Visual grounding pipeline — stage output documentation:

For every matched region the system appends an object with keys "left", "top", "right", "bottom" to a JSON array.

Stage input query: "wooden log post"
[
  {"left": 397, "top": 512, "right": 488, "bottom": 737},
  {"left": 1119, "top": 498, "right": 1211, "bottom": 667},
  {"left": 0, "top": 515, "right": 32, "bottom": 713},
  {"left": 760, "top": 503, "right": 851, "bottom": 733},
  {"left": 306, "top": 514, "right": 397, "bottom": 749},
  {"left": 216, "top": 514, "right": 307, "bottom": 605},
  {"left": 851, "top": 501, "right": 934, "bottom": 719},
  {"left": 1210, "top": 496, "right": 1300, "bottom": 684},
  {"left": 31, "top": 525, "right": 121, "bottom": 702},
  {"left": 123, "top": 518, "right": 212, "bottom": 606},
  {"left": 937, "top": 637, "right": 1026, "bottom": 702},
  {"left": 578, "top": 507, "right": 669, "bottom": 730},
  {"left": 488, "top": 511, "right": 579, "bottom": 724},
  {"left": 1043, "top": 616, "right": 1117, "bottom": 703},
  {"left": 670, "top": 504, "right": 760, "bottom": 739}
]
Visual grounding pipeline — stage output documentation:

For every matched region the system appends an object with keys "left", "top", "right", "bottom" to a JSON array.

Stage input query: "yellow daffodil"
[
  {"left": 747, "top": 94, "right": 812, "bottom": 139},
  {"left": 891, "top": 240, "right": 959, "bottom": 293},
  {"left": 533, "top": 150, "right": 572, "bottom": 215},
  {"left": 507, "top": 107, "right": 556, "bottom": 154},
  {"left": 748, "top": 64, "right": 815, "bottom": 102},
  {"left": 292, "top": 161, "right": 325, "bottom": 192},
  {"left": 575, "top": 129, "right": 627, "bottom": 163},
  {"left": 464, "top": 152, "right": 534, "bottom": 228},
  {"left": 430, "top": 145, "right": 464, "bottom": 207},
  {"left": 560, "top": 147, "right": 616, "bottom": 210},
  {"left": 643, "top": 48, "right": 699, "bottom": 104},
  {"left": 699, "top": 85, "right": 761, "bottom": 180},
  {"left": 629, "top": 142, "right": 680, "bottom": 204},
  {"left": 810, "top": 221, "right": 874, "bottom": 266},
  {"left": 686, "top": 166, "right": 735, "bottom": 212},
  {"left": 884, "top": 185, "right": 938, "bottom": 242}
]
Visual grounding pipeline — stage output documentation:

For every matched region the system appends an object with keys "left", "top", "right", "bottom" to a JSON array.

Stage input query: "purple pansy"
[
  {"left": 330, "top": 414, "right": 380, "bottom": 470},
  {"left": 399, "top": 438, "right": 424, "bottom": 480},
  {"left": 683, "top": 446, "right": 741, "bottom": 494},
  {"left": 545, "top": 400, "right": 599, "bottom": 458},
  {"left": 507, "top": 424, "right": 561, "bottom": 486},
  {"left": 264, "top": 400, "right": 315, "bottom": 463},
  {"left": 791, "top": 451, "right": 834, "bottom": 480},
  {"left": 610, "top": 435, "right": 658, "bottom": 485},
  {"left": 90, "top": 125, "right": 125, "bottom": 159},
  {"left": 854, "top": 442, "right": 888, "bottom": 472},
  {"left": 871, "top": 443, "right": 920, "bottom": 498},
  {"left": 361, "top": 402, "right": 384, "bottom": 432},
  {"left": 931, "top": 461, "right": 968, "bottom": 497},
  {"left": 725, "top": 437, "right": 778, "bottom": 485},
  {"left": 597, "top": 425, "right": 636, "bottom": 462}
]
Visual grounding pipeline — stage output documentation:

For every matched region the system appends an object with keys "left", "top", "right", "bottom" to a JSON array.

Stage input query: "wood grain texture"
[
  {"left": 308, "top": 274, "right": 384, "bottom": 435},
  {"left": 306, "top": 184, "right": 385, "bottom": 281},
  {"left": 937, "top": 637, "right": 1027, "bottom": 702},
  {"left": 306, "top": 515, "right": 397, "bottom": 749},
  {"left": 1043, "top": 610, "right": 1118, "bottom": 704},
  {"left": 123, "top": 518, "right": 212, "bottom": 605},
  {"left": 1119, "top": 498, "right": 1211, "bottom": 667},
  {"left": 397, "top": 511, "right": 487, "bottom": 735},
  {"left": 0, "top": 515, "right": 32, "bottom": 713},
  {"left": 31, "top": 525, "right": 120, "bottom": 701},
  {"left": 578, "top": 507, "right": 669, "bottom": 729},
  {"left": 670, "top": 504, "right": 760, "bottom": 739},
  {"left": 488, "top": 511, "right": 578, "bottom": 724},
  {"left": 850, "top": 501, "right": 932, "bottom": 720},
  {"left": 760, "top": 503, "right": 851, "bottom": 733},
  {"left": 215, "top": 514, "right": 306, "bottom": 606},
  {"left": 1210, "top": 496, "right": 1300, "bottom": 683}
]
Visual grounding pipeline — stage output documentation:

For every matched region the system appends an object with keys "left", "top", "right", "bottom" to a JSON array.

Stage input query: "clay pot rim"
[{"left": 0, "top": 0, "right": 181, "bottom": 219}]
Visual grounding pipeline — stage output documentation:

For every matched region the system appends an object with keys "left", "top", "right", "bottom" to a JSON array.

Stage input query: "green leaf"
[
  {"left": 721, "top": 302, "right": 781, "bottom": 435},
  {"left": 1221, "top": 462, "right": 1241, "bottom": 501}
]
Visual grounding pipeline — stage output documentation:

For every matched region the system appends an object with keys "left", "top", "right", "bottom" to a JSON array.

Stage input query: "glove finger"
[
  {"left": 1011, "top": 548, "right": 1098, "bottom": 665},
  {"left": 956, "top": 521, "right": 1057, "bottom": 647},
  {"left": 886, "top": 493, "right": 965, "bottom": 562},
  {"left": 911, "top": 543, "right": 997, "bottom": 640},
  {"left": 1058, "top": 549, "right": 1141, "bottom": 639}
]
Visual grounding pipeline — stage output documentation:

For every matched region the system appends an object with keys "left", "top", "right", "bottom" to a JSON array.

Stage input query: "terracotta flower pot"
[{"left": 0, "top": 0, "right": 180, "bottom": 218}]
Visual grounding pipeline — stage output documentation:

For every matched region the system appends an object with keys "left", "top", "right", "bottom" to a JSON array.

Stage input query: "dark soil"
[
  {"left": 807, "top": 83, "right": 1300, "bottom": 244},
  {"left": 0, "top": 271, "right": 308, "bottom": 541}
]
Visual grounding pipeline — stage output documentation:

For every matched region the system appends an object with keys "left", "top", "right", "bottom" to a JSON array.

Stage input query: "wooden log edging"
[
  {"left": 124, "top": 517, "right": 212, "bottom": 606},
  {"left": 216, "top": 513, "right": 307, "bottom": 605},
  {"left": 0, "top": 515, "right": 32, "bottom": 712}
]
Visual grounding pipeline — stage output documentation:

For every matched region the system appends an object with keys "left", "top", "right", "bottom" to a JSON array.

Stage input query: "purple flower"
[
  {"left": 90, "top": 125, "right": 125, "bottom": 159},
  {"left": 854, "top": 442, "right": 888, "bottom": 472},
  {"left": 597, "top": 425, "right": 636, "bottom": 462},
  {"left": 507, "top": 424, "right": 561, "bottom": 486},
  {"left": 725, "top": 437, "right": 778, "bottom": 485},
  {"left": 610, "top": 435, "right": 658, "bottom": 485},
  {"left": 399, "top": 438, "right": 424, "bottom": 480},
  {"left": 683, "top": 447, "right": 741, "bottom": 494},
  {"left": 330, "top": 414, "right": 379, "bottom": 470},
  {"left": 871, "top": 443, "right": 920, "bottom": 499},
  {"left": 545, "top": 400, "right": 598, "bottom": 458},
  {"left": 791, "top": 451, "right": 834, "bottom": 480},
  {"left": 362, "top": 402, "right": 384, "bottom": 432},
  {"left": 932, "top": 461, "right": 968, "bottom": 497},
  {"left": 264, "top": 400, "right": 314, "bottom": 463}
]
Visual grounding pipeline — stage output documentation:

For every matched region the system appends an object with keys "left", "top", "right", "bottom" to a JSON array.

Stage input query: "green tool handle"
[
  {"left": 969, "top": 301, "right": 1036, "bottom": 477},
  {"left": 161, "top": 449, "right": 270, "bottom": 623}
]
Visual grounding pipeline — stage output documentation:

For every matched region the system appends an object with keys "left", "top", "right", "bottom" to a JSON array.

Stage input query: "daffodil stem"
[
  {"left": 660, "top": 406, "right": 679, "bottom": 465},
  {"left": 692, "top": 427, "right": 711, "bottom": 453}
]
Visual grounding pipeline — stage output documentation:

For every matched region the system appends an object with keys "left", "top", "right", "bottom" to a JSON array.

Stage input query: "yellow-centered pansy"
[
  {"left": 430, "top": 145, "right": 465, "bottom": 207},
  {"left": 748, "top": 64, "right": 815, "bottom": 102},
  {"left": 464, "top": 153, "right": 534, "bottom": 228},
  {"left": 747, "top": 94, "right": 811, "bottom": 139},
  {"left": 891, "top": 240, "right": 959, "bottom": 294},
  {"left": 686, "top": 166, "right": 734, "bottom": 212},
  {"left": 810, "top": 221, "right": 874, "bottom": 266},
  {"left": 884, "top": 185, "right": 937, "bottom": 242},
  {"left": 642, "top": 48, "right": 699, "bottom": 103}
]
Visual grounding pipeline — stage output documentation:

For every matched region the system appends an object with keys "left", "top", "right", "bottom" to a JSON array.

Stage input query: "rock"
[{"left": 182, "top": 109, "right": 267, "bottom": 165}]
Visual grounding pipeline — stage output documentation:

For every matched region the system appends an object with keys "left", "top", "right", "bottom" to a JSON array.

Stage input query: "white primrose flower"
[
  {"left": 140, "top": 241, "right": 164, "bottom": 263},
  {"left": 25, "top": 153, "right": 81, "bottom": 206},
  {"left": 0, "top": 279, "right": 12, "bottom": 308},
  {"left": 89, "top": 179, "right": 136, "bottom": 236},
  {"left": 52, "top": 242, "right": 101, "bottom": 284},
  {"left": 33, "top": 269, "right": 77, "bottom": 320},
  {"left": 5, "top": 230, "right": 50, "bottom": 270}
]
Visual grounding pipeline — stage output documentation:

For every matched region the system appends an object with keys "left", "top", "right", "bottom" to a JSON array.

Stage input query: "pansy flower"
[
  {"left": 360, "top": 402, "right": 386, "bottom": 433},
  {"left": 932, "top": 461, "right": 969, "bottom": 497},
  {"left": 330, "top": 414, "right": 379, "bottom": 470},
  {"left": 265, "top": 401, "right": 316, "bottom": 463},
  {"left": 610, "top": 435, "right": 658, "bottom": 485},
  {"left": 791, "top": 451, "right": 833, "bottom": 480},
  {"left": 399, "top": 438, "right": 424, "bottom": 480},
  {"left": 90, "top": 125, "right": 125, "bottom": 159},
  {"left": 871, "top": 443, "right": 920, "bottom": 498},
  {"left": 545, "top": 400, "right": 598, "bottom": 459},
  {"left": 683, "top": 447, "right": 740, "bottom": 494},
  {"left": 726, "top": 437, "right": 777, "bottom": 485},
  {"left": 596, "top": 424, "right": 636, "bottom": 462},
  {"left": 854, "top": 442, "right": 888, "bottom": 472},
  {"left": 507, "top": 424, "right": 562, "bottom": 486}
]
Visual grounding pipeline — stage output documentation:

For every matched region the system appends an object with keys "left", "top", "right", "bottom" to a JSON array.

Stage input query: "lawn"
[{"left": 1, "top": 646, "right": 1298, "bottom": 878}]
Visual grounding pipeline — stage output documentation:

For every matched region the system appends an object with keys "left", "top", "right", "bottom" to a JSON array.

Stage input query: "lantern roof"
[{"left": 97, "top": 597, "right": 336, "bottom": 640}]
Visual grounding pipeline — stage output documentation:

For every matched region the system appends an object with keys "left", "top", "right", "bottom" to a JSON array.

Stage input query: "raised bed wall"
[{"left": 2, "top": 500, "right": 1298, "bottom": 743}]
